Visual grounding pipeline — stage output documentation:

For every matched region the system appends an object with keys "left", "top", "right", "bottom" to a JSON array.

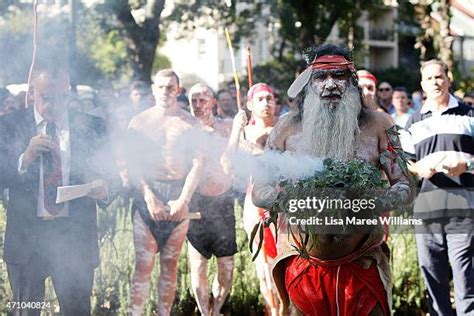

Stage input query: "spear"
[
  {"left": 247, "top": 46, "right": 253, "bottom": 88},
  {"left": 25, "top": 0, "right": 39, "bottom": 109},
  {"left": 224, "top": 27, "right": 242, "bottom": 110}
]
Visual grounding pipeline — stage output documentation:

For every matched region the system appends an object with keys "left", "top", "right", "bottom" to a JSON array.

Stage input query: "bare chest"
[{"left": 245, "top": 126, "right": 273, "bottom": 147}]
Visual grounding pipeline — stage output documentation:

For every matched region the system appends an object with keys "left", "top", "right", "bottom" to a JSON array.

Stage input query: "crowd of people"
[{"left": 0, "top": 43, "right": 473, "bottom": 316}]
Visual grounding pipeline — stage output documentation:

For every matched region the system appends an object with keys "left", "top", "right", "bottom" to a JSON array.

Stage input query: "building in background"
[
  {"left": 450, "top": 0, "right": 474, "bottom": 76},
  {"left": 161, "top": 1, "right": 401, "bottom": 90}
]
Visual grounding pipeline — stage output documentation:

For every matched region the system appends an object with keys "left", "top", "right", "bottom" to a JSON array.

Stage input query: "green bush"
[{"left": 389, "top": 233, "right": 428, "bottom": 315}]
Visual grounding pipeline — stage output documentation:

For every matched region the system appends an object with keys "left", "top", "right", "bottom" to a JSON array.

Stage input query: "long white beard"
[{"left": 300, "top": 85, "right": 362, "bottom": 160}]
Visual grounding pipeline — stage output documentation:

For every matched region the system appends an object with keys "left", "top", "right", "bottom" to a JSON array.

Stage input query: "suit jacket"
[{"left": 0, "top": 107, "right": 111, "bottom": 267}]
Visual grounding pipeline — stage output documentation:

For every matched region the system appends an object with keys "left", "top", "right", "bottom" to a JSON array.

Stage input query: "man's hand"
[
  {"left": 22, "top": 135, "right": 57, "bottom": 169},
  {"left": 87, "top": 179, "right": 108, "bottom": 200},
  {"left": 231, "top": 110, "right": 248, "bottom": 134},
  {"left": 168, "top": 198, "right": 189, "bottom": 221},
  {"left": 143, "top": 188, "right": 169, "bottom": 221},
  {"left": 442, "top": 160, "right": 468, "bottom": 177}
]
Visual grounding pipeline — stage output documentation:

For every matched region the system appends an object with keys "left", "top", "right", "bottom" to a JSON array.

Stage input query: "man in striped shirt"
[{"left": 404, "top": 59, "right": 474, "bottom": 315}]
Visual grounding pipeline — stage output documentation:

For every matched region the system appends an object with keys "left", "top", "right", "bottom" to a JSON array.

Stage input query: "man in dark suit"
[{"left": 0, "top": 65, "right": 113, "bottom": 315}]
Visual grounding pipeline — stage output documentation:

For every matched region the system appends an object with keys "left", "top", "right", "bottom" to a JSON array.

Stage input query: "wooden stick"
[
  {"left": 25, "top": 0, "right": 39, "bottom": 109},
  {"left": 247, "top": 46, "right": 253, "bottom": 88},
  {"left": 186, "top": 212, "right": 201, "bottom": 220},
  {"left": 163, "top": 206, "right": 201, "bottom": 220},
  {"left": 224, "top": 28, "right": 242, "bottom": 110}
]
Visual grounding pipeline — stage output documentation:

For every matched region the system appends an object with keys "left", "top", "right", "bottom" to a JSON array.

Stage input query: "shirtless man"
[
  {"left": 226, "top": 83, "right": 280, "bottom": 315},
  {"left": 185, "top": 83, "right": 237, "bottom": 316},
  {"left": 128, "top": 69, "right": 203, "bottom": 316},
  {"left": 357, "top": 70, "right": 381, "bottom": 112},
  {"left": 252, "top": 45, "right": 412, "bottom": 315}
]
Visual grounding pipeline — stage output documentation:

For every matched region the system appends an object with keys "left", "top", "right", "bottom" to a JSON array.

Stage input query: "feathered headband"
[{"left": 287, "top": 55, "right": 355, "bottom": 98}]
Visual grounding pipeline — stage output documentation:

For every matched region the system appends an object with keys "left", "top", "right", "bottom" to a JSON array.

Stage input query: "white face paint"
[
  {"left": 310, "top": 69, "right": 352, "bottom": 108},
  {"left": 358, "top": 77, "right": 376, "bottom": 98},
  {"left": 190, "top": 90, "right": 214, "bottom": 119}
]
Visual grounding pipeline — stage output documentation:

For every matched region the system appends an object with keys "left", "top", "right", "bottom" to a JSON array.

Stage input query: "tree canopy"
[
  {"left": 95, "top": 0, "right": 166, "bottom": 82},
  {"left": 169, "top": 0, "right": 384, "bottom": 59}
]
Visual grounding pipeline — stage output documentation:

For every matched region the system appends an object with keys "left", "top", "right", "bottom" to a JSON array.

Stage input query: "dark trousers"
[
  {"left": 7, "top": 249, "right": 94, "bottom": 316},
  {"left": 415, "top": 217, "right": 474, "bottom": 316}
]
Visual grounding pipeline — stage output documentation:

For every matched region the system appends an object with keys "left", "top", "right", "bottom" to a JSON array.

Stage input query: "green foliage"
[
  {"left": 0, "top": 9, "right": 35, "bottom": 83},
  {"left": 169, "top": 0, "right": 384, "bottom": 56},
  {"left": 0, "top": 201, "right": 9, "bottom": 315},
  {"left": 452, "top": 63, "right": 474, "bottom": 95},
  {"left": 272, "top": 158, "right": 388, "bottom": 215},
  {"left": 78, "top": 9, "right": 132, "bottom": 83},
  {"left": 241, "top": 54, "right": 301, "bottom": 101},
  {"left": 152, "top": 53, "right": 172, "bottom": 74},
  {"left": 389, "top": 233, "right": 428, "bottom": 315},
  {"left": 372, "top": 67, "right": 422, "bottom": 93},
  {"left": 0, "top": 4, "right": 105, "bottom": 85},
  {"left": 261, "top": 159, "right": 390, "bottom": 257},
  {"left": 94, "top": 0, "right": 165, "bottom": 82},
  {"left": 90, "top": 30, "right": 130, "bottom": 80},
  {"left": 0, "top": 0, "right": 17, "bottom": 17}
]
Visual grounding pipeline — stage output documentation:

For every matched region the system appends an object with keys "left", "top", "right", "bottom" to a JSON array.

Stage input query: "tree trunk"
[
  {"left": 437, "top": 0, "right": 453, "bottom": 77},
  {"left": 110, "top": 0, "right": 165, "bottom": 83},
  {"left": 413, "top": 2, "right": 435, "bottom": 62}
]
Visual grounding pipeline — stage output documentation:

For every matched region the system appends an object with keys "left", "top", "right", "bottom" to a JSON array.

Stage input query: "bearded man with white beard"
[{"left": 252, "top": 44, "right": 412, "bottom": 315}]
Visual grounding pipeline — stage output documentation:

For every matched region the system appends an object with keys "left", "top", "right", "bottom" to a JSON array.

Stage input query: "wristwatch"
[{"left": 466, "top": 160, "right": 474, "bottom": 171}]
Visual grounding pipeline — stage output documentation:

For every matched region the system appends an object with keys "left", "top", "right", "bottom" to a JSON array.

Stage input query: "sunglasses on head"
[{"left": 378, "top": 88, "right": 391, "bottom": 92}]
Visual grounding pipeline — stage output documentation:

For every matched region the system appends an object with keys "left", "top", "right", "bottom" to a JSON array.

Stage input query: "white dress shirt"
[{"left": 18, "top": 108, "right": 71, "bottom": 218}]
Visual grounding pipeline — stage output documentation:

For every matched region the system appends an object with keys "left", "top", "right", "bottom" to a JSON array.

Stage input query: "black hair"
[
  {"left": 177, "top": 94, "right": 189, "bottom": 105},
  {"left": 393, "top": 86, "right": 408, "bottom": 95},
  {"left": 302, "top": 44, "right": 352, "bottom": 65},
  {"left": 129, "top": 81, "right": 151, "bottom": 93},
  {"left": 217, "top": 89, "right": 231, "bottom": 98}
]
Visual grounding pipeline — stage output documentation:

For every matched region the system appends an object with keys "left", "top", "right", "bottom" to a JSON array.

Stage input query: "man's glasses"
[{"left": 378, "top": 88, "right": 391, "bottom": 92}]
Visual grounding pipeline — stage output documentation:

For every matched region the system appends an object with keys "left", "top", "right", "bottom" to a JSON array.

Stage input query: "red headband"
[
  {"left": 357, "top": 70, "right": 378, "bottom": 85},
  {"left": 310, "top": 55, "right": 355, "bottom": 72},
  {"left": 247, "top": 83, "right": 274, "bottom": 100}
]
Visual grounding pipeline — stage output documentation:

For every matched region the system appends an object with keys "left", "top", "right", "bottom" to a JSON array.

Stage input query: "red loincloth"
[
  {"left": 258, "top": 208, "right": 277, "bottom": 258},
  {"left": 245, "top": 182, "right": 278, "bottom": 258},
  {"left": 285, "top": 254, "right": 389, "bottom": 316}
]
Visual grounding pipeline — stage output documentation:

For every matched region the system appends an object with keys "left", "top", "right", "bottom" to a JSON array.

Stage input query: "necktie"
[{"left": 43, "top": 122, "right": 64, "bottom": 215}]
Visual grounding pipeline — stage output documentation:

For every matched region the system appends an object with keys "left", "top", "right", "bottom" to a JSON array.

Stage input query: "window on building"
[{"left": 198, "top": 39, "right": 206, "bottom": 59}]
